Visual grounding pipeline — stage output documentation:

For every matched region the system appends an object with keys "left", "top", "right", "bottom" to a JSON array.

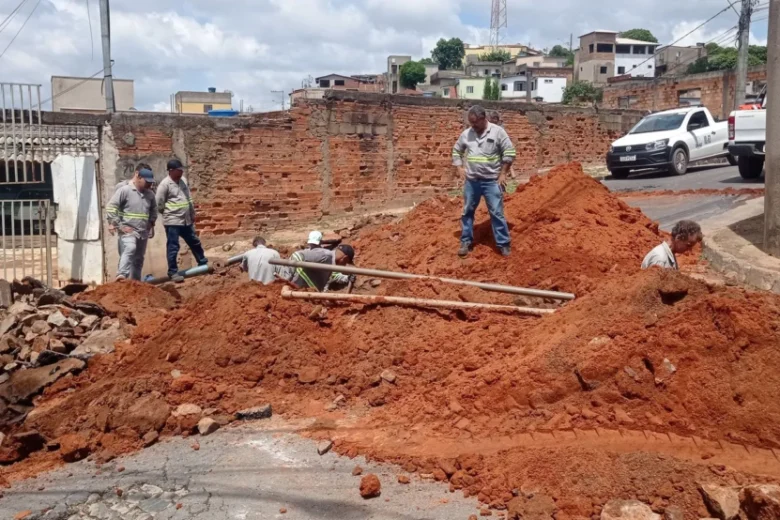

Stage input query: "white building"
[
  {"left": 614, "top": 38, "right": 660, "bottom": 78},
  {"left": 499, "top": 72, "right": 568, "bottom": 103}
]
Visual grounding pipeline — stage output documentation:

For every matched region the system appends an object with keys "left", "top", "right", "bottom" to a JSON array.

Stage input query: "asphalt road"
[{"left": 602, "top": 163, "right": 764, "bottom": 193}]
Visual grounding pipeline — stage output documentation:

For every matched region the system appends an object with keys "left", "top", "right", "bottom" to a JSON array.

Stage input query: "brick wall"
[
  {"left": 603, "top": 65, "right": 767, "bottom": 119},
  {"left": 105, "top": 92, "right": 643, "bottom": 239}
]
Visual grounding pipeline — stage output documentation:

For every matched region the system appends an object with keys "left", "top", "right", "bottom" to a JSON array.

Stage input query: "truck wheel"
[
  {"left": 610, "top": 169, "right": 630, "bottom": 179},
  {"left": 668, "top": 147, "right": 688, "bottom": 176},
  {"left": 738, "top": 156, "right": 764, "bottom": 179},
  {"left": 727, "top": 154, "right": 738, "bottom": 166}
]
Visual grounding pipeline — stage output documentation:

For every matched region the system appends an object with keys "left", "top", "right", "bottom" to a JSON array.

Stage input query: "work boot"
[
  {"left": 457, "top": 242, "right": 472, "bottom": 258},
  {"left": 499, "top": 246, "right": 511, "bottom": 257},
  {"left": 170, "top": 274, "right": 185, "bottom": 283}
]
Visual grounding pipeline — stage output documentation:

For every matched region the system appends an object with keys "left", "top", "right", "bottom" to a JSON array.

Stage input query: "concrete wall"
[
  {"left": 458, "top": 79, "right": 486, "bottom": 99},
  {"left": 615, "top": 52, "right": 655, "bottom": 78},
  {"left": 535, "top": 78, "right": 567, "bottom": 103},
  {"left": 603, "top": 65, "right": 768, "bottom": 120},
  {"left": 178, "top": 102, "right": 232, "bottom": 114},
  {"left": 51, "top": 77, "right": 134, "bottom": 113}
]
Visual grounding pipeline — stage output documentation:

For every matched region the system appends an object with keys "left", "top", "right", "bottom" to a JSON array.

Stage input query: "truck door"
[{"left": 686, "top": 110, "right": 718, "bottom": 159}]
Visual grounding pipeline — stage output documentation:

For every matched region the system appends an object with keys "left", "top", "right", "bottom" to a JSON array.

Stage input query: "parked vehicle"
[
  {"left": 728, "top": 89, "right": 767, "bottom": 180},
  {"left": 606, "top": 106, "right": 734, "bottom": 179}
]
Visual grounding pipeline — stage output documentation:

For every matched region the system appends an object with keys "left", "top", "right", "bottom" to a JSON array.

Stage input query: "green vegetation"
[
  {"left": 687, "top": 43, "right": 767, "bottom": 74},
  {"left": 619, "top": 29, "right": 658, "bottom": 43},
  {"left": 562, "top": 81, "right": 603, "bottom": 105},
  {"left": 478, "top": 49, "right": 512, "bottom": 62},
  {"left": 399, "top": 61, "right": 427, "bottom": 89},
  {"left": 431, "top": 38, "right": 466, "bottom": 70}
]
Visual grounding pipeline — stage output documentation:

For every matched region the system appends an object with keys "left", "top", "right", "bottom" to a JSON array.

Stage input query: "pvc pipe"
[
  {"left": 226, "top": 254, "right": 245, "bottom": 266},
  {"left": 280, "top": 286, "right": 555, "bottom": 317},
  {"left": 269, "top": 259, "right": 575, "bottom": 301},
  {"left": 147, "top": 265, "right": 214, "bottom": 285}
]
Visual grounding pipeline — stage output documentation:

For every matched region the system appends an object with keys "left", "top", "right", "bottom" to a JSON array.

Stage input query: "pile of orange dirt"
[
  {"left": 4, "top": 163, "right": 780, "bottom": 520},
  {"left": 75, "top": 280, "right": 178, "bottom": 323}
]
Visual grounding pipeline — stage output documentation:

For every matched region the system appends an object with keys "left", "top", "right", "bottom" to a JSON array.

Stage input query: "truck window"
[
  {"left": 630, "top": 113, "right": 686, "bottom": 134},
  {"left": 687, "top": 111, "right": 709, "bottom": 130}
]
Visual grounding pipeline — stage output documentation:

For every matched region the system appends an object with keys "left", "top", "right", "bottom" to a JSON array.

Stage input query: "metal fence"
[
  {"left": 1, "top": 82, "right": 44, "bottom": 184},
  {"left": 0, "top": 200, "right": 54, "bottom": 286}
]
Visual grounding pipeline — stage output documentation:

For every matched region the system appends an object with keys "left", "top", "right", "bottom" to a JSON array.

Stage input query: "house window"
[
  {"left": 616, "top": 44, "right": 631, "bottom": 54},
  {"left": 531, "top": 81, "right": 537, "bottom": 90},
  {"left": 618, "top": 66, "right": 626, "bottom": 74},
  {"left": 319, "top": 79, "right": 330, "bottom": 87},
  {"left": 633, "top": 46, "right": 646, "bottom": 54},
  {"left": 589, "top": 44, "right": 594, "bottom": 53},
  {"left": 618, "top": 96, "right": 638, "bottom": 108},
  {"left": 533, "top": 61, "right": 541, "bottom": 67},
  {"left": 334, "top": 80, "right": 345, "bottom": 86},
  {"left": 494, "top": 69, "right": 500, "bottom": 74},
  {"left": 391, "top": 65, "right": 398, "bottom": 74},
  {"left": 514, "top": 81, "right": 525, "bottom": 91},
  {"left": 443, "top": 87, "right": 450, "bottom": 97},
  {"left": 466, "top": 86, "right": 474, "bottom": 94},
  {"left": 600, "top": 66, "right": 608, "bottom": 74},
  {"left": 647, "top": 65, "right": 652, "bottom": 69},
  {"left": 501, "top": 84, "right": 508, "bottom": 91},
  {"left": 203, "top": 104, "right": 213, "bottom": 113},
  {"left": 544, "top": 79, "right": 553, "bottom": 84},
  {"left": 484, "top": 69, "right": 490, "bottom": 75},
  {"left": 596, "top": 43, "right": 614, "bottom": 53},
  {"left": 392, "top": 81, "right": 398, "bottom": 94}
]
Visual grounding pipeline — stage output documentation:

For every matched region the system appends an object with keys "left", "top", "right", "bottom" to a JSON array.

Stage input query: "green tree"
[
  {"left": 478, "top": 49, "right": 512, "bottom": 62},
  {"left": 419, "top": 57, "right": 435, "bottom": 65},
  {"left": 685, "top": 43, "right": 767, "bottom": 74},
  {"left": 483, "top": 77, "right": 493, "bottom": 100},
  {"left": 619, "top": 28, "right": 658, "bottom": 43},
  {"left": 492, "top": 79, "right": 501, "bottom": 100},
  {"left": 399, "top": 60, "right": 427, "bottom": 89},
  {"left": 562, "top": 81, "right": 603, "bottom": 105},
  {"left": 431, "top": 37, "right": 466, "bottom": 69},
  {"left": 548, "top": 45, "right": 571, "bottom": 58}
]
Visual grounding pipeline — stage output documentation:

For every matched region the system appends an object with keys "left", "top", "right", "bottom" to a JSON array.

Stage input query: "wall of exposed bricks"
[
  {"left": 103, "top": 92, "right": 643, "bottom": 240},
  {"left": 603, "top": 65, "right": 767, "bottom": 119}
]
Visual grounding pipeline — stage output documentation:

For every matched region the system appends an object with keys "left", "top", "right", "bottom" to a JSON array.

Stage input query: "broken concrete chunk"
[
  {"left": 0, "top": 358, "right": 85, "bottom": 403},
  {"left": 317, "top": 440, "right": 333, "bottom": 455},
  {"left": 47, "top": 311, "right": 67, "bottom": 328},
  {"left": 0, "top": 314, "right": 17, "bottom": 336},
  {"left": 142, "top": 431, "right": 159, "bottom": 447},
  {"left": 235, "top": 404, "right": 272, "bottom": 420},
  {"left": 58, "top": 433, "right": 91, "bottom": 463},
  {"left": 298, "top": 366, "right": 320, "bottom": 384},
  {"left": 80, "top": 314, "right": 100, "bottom": 329},
  {"left": 70, "top": 324, "right": 126, "bottom": 359},
  {"left": 48, "top": 338, "right": 67, "bottom": 354},
  {"left": 699, "top": 483, "right": 740, "bottom": 520},
  {"left": 600, "top": 500, "right": 661, "bottom": 520},
  {"left": 0, "top": 280, "right": 12, "bottom": 308},
  {"left": 173, "top": 403, "right": 202, "bottom": 417},
  {"left": 7, "top": 302, "right": 33, "bottom": 316},
  {"left": 30, "top": 320, "right": 51, "bottom": 335},
  {"left": 380, "top": 369, "right": 397, "bottom": 384},
  {"left": 739, "top": 484, "right": 780, "bottom": 520},
  {"left": 197, "top": 417, "right": 220, "bottom": 436}
]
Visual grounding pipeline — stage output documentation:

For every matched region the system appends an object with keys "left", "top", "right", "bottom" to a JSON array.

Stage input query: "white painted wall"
[
  {"left": 615, "top": 53, "right": 655, "bottom": 77},
  {"left": 535, "top": 78, "right": 567, "bottom": 103},
  {"left": 51, "top": 155, "right": 104, "bottom": 284},
  {"left": 499, "top": 74, "right": 529, "bottom": 99}
]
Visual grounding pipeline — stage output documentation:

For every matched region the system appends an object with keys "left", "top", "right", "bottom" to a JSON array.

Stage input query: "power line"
[
  {"left": 0, "top": 0, "right": 29, "bottom": 34},
  {"left": 727, "top": 0, "right": 741, "bottom": 17},
  {"left": 0, "top": 0, "right": 42, "bottom": 61},
  {"left": 85, "top": 0, "right": 94, "bottom": 61}
]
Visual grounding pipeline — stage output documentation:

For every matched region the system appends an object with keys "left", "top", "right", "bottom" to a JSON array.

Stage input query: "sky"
[{"left": 0, "top": 0, "right": 771, "bottom": 113}]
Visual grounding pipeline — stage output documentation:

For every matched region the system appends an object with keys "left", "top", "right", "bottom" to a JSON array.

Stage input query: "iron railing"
[
  {"left": 0, "top": 199, "right": 54, "bottom": 285},
  {"left": 0, "top": 82, "right": 44, "bottom": 184}
]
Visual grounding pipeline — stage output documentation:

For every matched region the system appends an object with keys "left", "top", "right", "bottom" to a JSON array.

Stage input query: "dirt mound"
[
  {"left": 76, "top": 281, "right": 178, "bottom": 323},
  {"left": 355, "top": 163, "right": 665, "bottom": 296}
]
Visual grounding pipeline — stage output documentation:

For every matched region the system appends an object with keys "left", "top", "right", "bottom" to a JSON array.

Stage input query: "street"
[{"left": 602, "top": 163, "right": 764, "bottom": 193}]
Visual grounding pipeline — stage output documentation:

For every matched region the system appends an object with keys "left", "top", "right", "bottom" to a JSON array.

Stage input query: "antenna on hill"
[{"left": 489, "top": 0, "right": 507, "bottom": 50}]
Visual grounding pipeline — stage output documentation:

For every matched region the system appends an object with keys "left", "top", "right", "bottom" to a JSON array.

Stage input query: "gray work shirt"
[
  {"left": 452, "top": 122, "right": 516, "bottom": 180},
  {"left": 106, "top": 183, "right": 157, "bottom": 238},
  {"left": 156, "top": 176, "right": 196, "bottom": 226},
  {"left": 641, "top": 242, "right": 678, "bottom": 270},
  {"left": 241, "top": 245, "right": 281, "bottom": 285},
  {"left": 286, "top": 248, "right": 339, "bottom": 292}
]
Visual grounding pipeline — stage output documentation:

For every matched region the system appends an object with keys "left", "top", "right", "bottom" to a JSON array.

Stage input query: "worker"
[
  {"left": 642, "top": 220, "right": 703, "bottom": 270},
  {"left": 116, "top": 163, "right": 152, "bottom": 190},
  {"left": 452, "top": 105, "right": 516, "bottom": 258},
  {"left": 307, "top": 231, "right": 323, "bottom": 249},
  {"left": 156, "top": 159, "right": 208, "bottom": 283},
  {"left": 106, "top": 166, "right": 157, "bottom": 281},
  {"left": 240, "top": 236, "right": 280, "bottom": 284},
  {"left": 284, "top": 244, "right": 356, "bottom": 292}
]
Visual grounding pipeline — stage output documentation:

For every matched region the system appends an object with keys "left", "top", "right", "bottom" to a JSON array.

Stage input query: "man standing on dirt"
[
  {"left": 106, "top": 167, "right": 157, "bottom": 281},
  {"left": 283, "top": 244, "right": 356, "bottom": 292},
  {"left": 452, "top": 105, "right": 516, "bottom": 257},
  {"left": 156, "top": 159, "right": 208, "bottom": 283},
  {"left": 241, "top": 236, "right": 280, "bottom": 284},
  {"left": 642, "top": 220, "right": 703, "bottom": 270}
]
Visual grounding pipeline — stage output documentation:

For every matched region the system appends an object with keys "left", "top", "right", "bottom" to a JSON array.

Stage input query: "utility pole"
[
  {"left": 569, "top": 33, "right": 573, "bottom": 54},
  {"left": 271, "top": 90, "right": 285, "bottom": 111},
  {"left": 764, "top": 0, "right": 780, "bottom": 256},
  {"left": 98, "top": 0, "right": 115, "bottom": 113},
  {"left": 735, "top": 0, "right": 756, "bottom": 109}
]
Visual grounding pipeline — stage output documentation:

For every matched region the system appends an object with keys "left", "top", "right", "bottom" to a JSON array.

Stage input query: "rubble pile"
[{"left": 1, "top": 164, "right": 780, "bottom": 520}]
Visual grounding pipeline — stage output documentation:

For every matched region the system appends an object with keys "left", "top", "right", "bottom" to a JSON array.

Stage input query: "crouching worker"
[
  {"left": 642, "top": 220, "right": 702, "bottom": 270},
  {"left": 240, "top": 236, "right": 281, "bottom": 284},
  {"left": 282, "top": 244, "right": 356, "bottom": 292},
  {"left": 106, "top": 167, "right": 157, "bottom": 281}
]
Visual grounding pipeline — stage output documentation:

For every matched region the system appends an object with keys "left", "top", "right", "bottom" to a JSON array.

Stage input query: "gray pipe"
[
  {"left": 147, "top": 265, "right": 213, "bottom": 285},
  {"left": 226, "top": 254, "right": 245, "bottom": 266},
  {"left": 269, "top": 259, "right": 575, "bottom": 301}
]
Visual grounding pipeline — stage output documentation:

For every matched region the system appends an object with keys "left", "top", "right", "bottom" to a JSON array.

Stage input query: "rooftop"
[
  {"left": 616, "top": 37, "right": 661, "bottom": 46},
  {"left": 579, "top": 30, "right": 619, "bottom": 37}
]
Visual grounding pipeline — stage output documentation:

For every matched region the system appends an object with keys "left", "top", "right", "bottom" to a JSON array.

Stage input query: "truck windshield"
[{"left": 630, "top": 113, "right": 686, "bottom": 134}]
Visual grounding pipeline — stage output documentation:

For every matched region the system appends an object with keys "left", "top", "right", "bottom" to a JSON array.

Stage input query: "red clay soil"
[
  {"left": 4, "top": 163, "right": 780, "bottom": 519},
  {"left": 75, "top": 280, "right": 178, "bottom": 323}
]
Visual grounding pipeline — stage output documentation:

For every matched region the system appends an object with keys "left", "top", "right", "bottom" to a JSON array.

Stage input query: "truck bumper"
[
  {"left": 606, "top": 148, "right": 672, "bottom": 171},
  {"left": 728, "top": 142, "right": 765, "bottom": 157}
]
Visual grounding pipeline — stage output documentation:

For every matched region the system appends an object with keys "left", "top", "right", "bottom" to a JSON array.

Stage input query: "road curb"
[{"left": 703, "top": 237, "right": 780, "bottom": 294}]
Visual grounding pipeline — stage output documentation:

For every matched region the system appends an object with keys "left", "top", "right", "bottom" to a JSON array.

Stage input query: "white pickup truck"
[
  {"left": 606, "top": 106, "right": 734, "bottom": 179},
  {"left": 728, "top": 91, "right": 766, "bottom": 180}
]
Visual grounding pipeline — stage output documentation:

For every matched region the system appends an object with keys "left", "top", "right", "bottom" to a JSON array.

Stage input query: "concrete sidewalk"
[{"left": 702, "top": 196, "right": 780, "bottom": 293}]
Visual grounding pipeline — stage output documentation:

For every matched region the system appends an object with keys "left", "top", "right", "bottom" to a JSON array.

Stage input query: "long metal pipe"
[
  {"left": 226, "top": 254, "right": 245, "bottom": 266},
  {"left": 269, "top": 258, "right": 575, "bottom": 301},
  {"left": 280, "top": 286, "right": 554, "bottom": 317},
  {"left": 147, "top": 265, "right": 213, "bottom": 285}
]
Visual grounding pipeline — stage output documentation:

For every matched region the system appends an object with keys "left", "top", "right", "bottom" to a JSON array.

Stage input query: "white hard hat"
[{"left": 307, "top": 231, "right": 323, "bottom": 245}]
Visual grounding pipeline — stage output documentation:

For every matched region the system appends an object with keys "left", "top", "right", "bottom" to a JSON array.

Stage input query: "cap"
[
  {"left": 167, "top": 159, "right": 185, "bottom": 171},
  {"left": 307, "top": 231, "right": 323, "bottom": 245},
  {"left": 336, "top": 244, "right": 355, "bottom": 264},
  {"left": 138, "top": 168, "right": 154, "bottom": 182}
]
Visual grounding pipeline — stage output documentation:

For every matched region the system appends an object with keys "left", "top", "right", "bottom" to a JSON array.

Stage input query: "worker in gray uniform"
[
  {"left": 283, "top": 244, "right": 355, "bottom": 292},
  {"left": 106, "top": 167, "right": 157, "bottom": 281},
  {"left": 156, "top": 159, "right": 208, "bottom": 282}
]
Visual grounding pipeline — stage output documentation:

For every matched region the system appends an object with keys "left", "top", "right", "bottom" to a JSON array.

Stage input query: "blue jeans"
[
  {"left": 461, "top": 179, "right": 510, "bottom": 248},
  {"left": 165, "top": 224, "right": 207, "bottom": 277}
]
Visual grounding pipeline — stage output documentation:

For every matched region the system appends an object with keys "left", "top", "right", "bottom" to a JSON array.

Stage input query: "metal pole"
[
  {"left": 280, "top": 286, "right": 555, "bottom": 317},
  {"left": 764, "top": 0, "right": 780, "bottom": 256},
  {"left": 1, "top": 202, "right": 5, "bottom": 280},
  {"left": 11, "top": 201, "right": 16, "bottom": 280},
  {"left": 28, "top": 202, "right": 34, "bottom": 278},
  {"left": 44, "top": 201, "right": 52, "bottom": 286},
  {"left": 99, "top": 0, "right": 116, "bottom": 113},
  {"left": 27, "top": 84, "right": 33, "bottom": 178},
  {"left": 9, "top": 86, "right": 16, "bottom": 183},
  {"left": 18, "top": 86, "right": 26, "bottom": 183},
  {"left": 1, "top": 85, "right": 8, "bottom": 183},
  {"left": 38, "top": 201, "right": 43, "bottom": 280},
  {"left": 735, "top": 0, "right": 754, "bottom": 109},
  {"left": 268, "top": 258, "right": 576, "bottom": 300},
  {"left": 21, "top": 202, "right": 26, "bottom": 278}
]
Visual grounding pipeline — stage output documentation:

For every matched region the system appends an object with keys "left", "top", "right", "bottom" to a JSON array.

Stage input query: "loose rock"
[
  {"left": 142, "top": 431, "right": 159, "bottom": 447},
  {"left": 47, "top": 311, "right": 67, "bottom": 327},
  {"left": 235, "top": 404, "right": 272, "bottom": 420},
  {"left": 298, "top": 366, "right": 320, "bottom": 384},
  {"left": 360, "top": 474, "right": 381, "bottom": 499},
  {"left": 197, "top": 417, "right": 220, "bottom": 436},
  {"left": 398, "top": 475, "right": 410, "bottom": 484},
  {"left": 698, "top": 483, "right": 740, "bottom": 520},
  {"left": 352, "top": 466, "right": 363, "bottom": 476},
  {"left": 317, "top": 440, "right": 333, "bottom": 456},
  {"left": 380, "top": 369, "right": 397, "bottom": 384},
  {"left": 600, "top": 500, "right": 661, "bottom": 520},
  {"left": 59, "top": 433, "right": 91, "bottom": 463},
  {"left": 739, "top": 484, "right": 780, "bottom": 520}
]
